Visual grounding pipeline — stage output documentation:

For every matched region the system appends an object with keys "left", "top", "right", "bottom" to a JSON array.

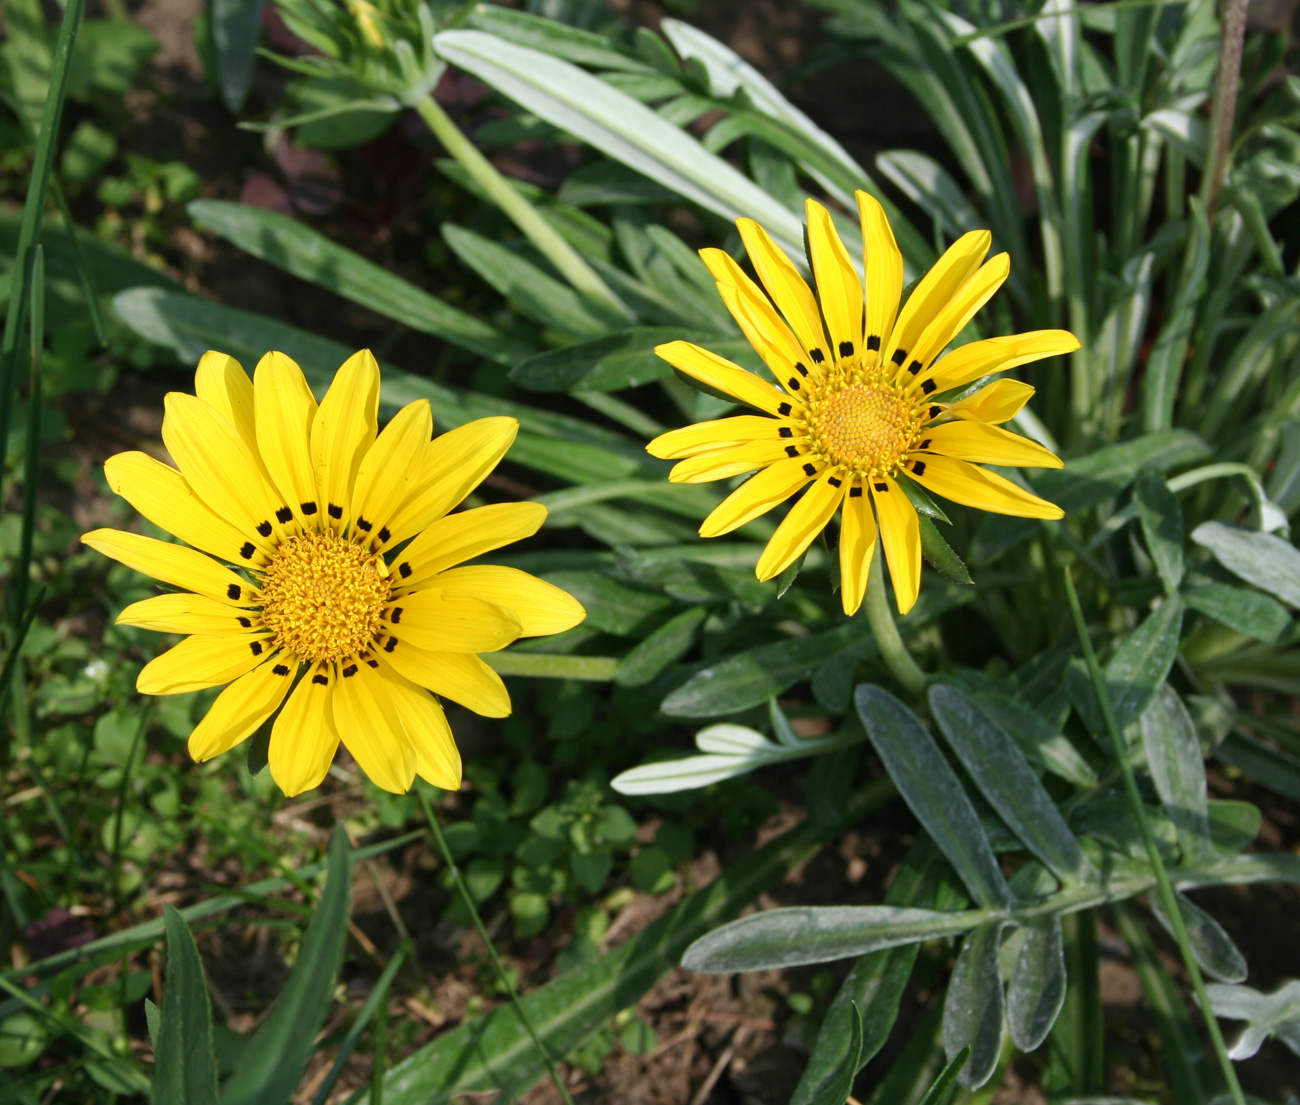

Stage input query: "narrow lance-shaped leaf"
[
  {"left": 856, "top": 685, "right": 1015, "bottom": 909},
  {"left": 1192, "top": 521, "right": 1300, "bottom": 610},
  {"left": 804, "top": 1001, "right": 863, "bottom": 1105},
  {"left": 930, "top": 685, "right": 1096, "bottom": 887},
  {"left": 1151, "top": 893, "right": 1247, "bottom": 984},
  {"left": 1135, "top": 471, "right": 1185, "bottom": 593},
  {"left": 1007, "top": 917, "right": 1066, "bottom": 1052},
  {"left": 1140, "top": 684, "right": 1213, "bottom": 864},
  {"left": 942, "top": 923, "right": 1005, "bottom": 1088},
  {"left": 151, "top": 905, "right": 218, "bottom": 1105}
]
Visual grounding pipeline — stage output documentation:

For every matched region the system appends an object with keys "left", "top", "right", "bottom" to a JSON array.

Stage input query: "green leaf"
[
  {"left": 512, "top": 328, "right": 742, "bottom": 392},
  {"left": 484, "top": 652, "right": 619, "bottom": 682},
  {"left": 614, "top": 605, "right": 709, "bottom": 687},
  {"left": 856, "top": 685, "right": 1014, "bottom": 909},
  {"left": 1150, "top": 893, "right": 1247, "bottom": 984},
  {"left": 1135, "top": 471, "right": 1185, "bottom": 593},
  {"left": 151, "top": 906, "right": 218, "bottom": 1105},
  {"left": 1205, "top": 980, "right": 1300, "bottom": 1060},
  {"left": 220, "top": 827, "right": 352, "bottom": 1105},
  {"left": 942, "top": 923, "right": 1005, "bottom": 1088},
  {"left": 210, "top": 0, "right": 265, "bottom": 111},
  {"left": 1143, "top": 200, "right": 1210, "bottom": 432},
  {"left": 538, "top": 570, "right": 672, "bottom": 636},
  {"left": 570, "top": 849, "right": 613, "bottom": 894},
  {"left": 1192, "top": 521, "right": 1300, "bottom": 610},
  {"left": 1183, "top": 583, "right": 1290, "bottom": 642},
  {"left": 366, "top": 782, "right": 892, "bottom": 1103},
  {"left": 186, "top": 200, "right": 527, "bottom": 363},
  {"left": 629, "top": 847, "right": 675, "bottom": 894},
  {"left": 919, "top": 515, "right": 972, "bottom": 584},
  {"left": 1007, "top": 917, "right": 1066, "bottom": 1052},
  {"left": 917, "top": 1045, "right": 971, "bottom": 1105},
  {"left": 929, "top": 685, "right": 1095, "bottom": 886},
  {"left": 1214, "top": 732, "right": 1300, "bottom": 804},
  {"left": 65, "top": 19, "right": 158, "bottom": 98},
  {"left": 1139, "top": 685, "right": 1213, "bottom": 864},
  {"left": 967, "top": 690, "right": 1096, "bottom": 788},
  {"left": 805, "top": 1001, "right": 863, "bottom": 1105},
  {"left": 431, "top": 30, "right": 806, "bottom": 257}
]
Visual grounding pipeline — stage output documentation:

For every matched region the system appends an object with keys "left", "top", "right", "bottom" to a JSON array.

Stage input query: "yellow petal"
[
  {"left": 701, "top": 250, "right": 809, "bottom": 393},
  {"left": 670, "top": 438, "right": 796, "bottom": 484},
  {"left": 254, "top": 352, "right": 320, "bottom": 529},
  {"left": 701, "top": 454, "right": 818, "bottom": 538},
  {"left": 838, "top": 479, "right": 878, "bottom": 616},
  {"left": 82, "top": 529, "right": 257, "bottom": 605},
  {"left": 922, "top": 330, "right": 1080, "bottom": 395},
  {"left": 312, "top": 349, "right": 380, "bottom": 535},
  {"left": 162, "top": 392, "right": 284, "bottom": 553},
  {"left": 884, "top": 230, "right": 991, "bottom": 379},
  {"left": 194, "top": 351, "right": 256, "bottom": 453},
  {"left": 137, "top": 633, "right": 273, "bottom": 695},
  {"left": 350, "top": 399, "right": 432, "bottom": 545},
  {"left": 870, "top": 475, "right": 921, "bottom": 615},
  {"left": 381, "top": 669, "right": 462, "bottom": 790},
  {"left": 918, "top": 421, "right": 1062, "bottom": 468},
  {"left": 910, "top": 454, "right": 1064, "bottom": 519},
  {"left": 188, "top": 660, "right": 295, "bottom": 762},
  {"left": 392, "top": 501, "right": 546, "bottom": 590},
  {"left": 807, "top": 199, "right": 864, "bottom": 361},
  {"left": 268, "top": 664, "right": 340, "bottom": 797},
  {"left": 432, "top": 565, "right": 586, "bottom": 638},
  {"left": 332, "top": 662, "right": 415, "bottom": 794},
  {"left": 117, "top": 593, "right": 264, "bottom": 634},
  {"left": 383, "top": 417, "right": 518, "bottom": 548},
  {"left": 655, "top": 341, "right": 786, "bottom": 416},
  {"left": 380, "top": 641, "right": 511, "bottom": 717},
  {"left": 384, "top": 592, "right": 522, "bottom": 653},
  {"left": 857, "top": 192, "right": 903, "bottom": 366},
  {"left": 755, "top": 469, "right": 844, "bottom": 581},
  {"left": 905, "top": 253, "right": 1010, "bottom": 377},
  {"left": 737, "top": 218, "right": 830, "bottom": 364},
  {"left": 648, "top": 414, "right": 788, "bottom": 460},
  {"left": 947, "top": 379, "right": 1035, "bottom": 424},
  {"left": 104, "top": 452, "right": 266, "bottom": 568}
]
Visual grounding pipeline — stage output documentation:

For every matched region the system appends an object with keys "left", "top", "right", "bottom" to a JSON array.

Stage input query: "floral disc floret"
[
  {"left": 804, "top": 367, "right": 926, "bottom": 477},
  {"left": 259, "top": 533, "right": 391, "bottom": 663}
]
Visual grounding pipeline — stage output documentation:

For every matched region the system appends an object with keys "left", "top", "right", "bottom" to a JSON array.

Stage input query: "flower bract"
[
  {"left": 84, "top": 350, "right": 585, "bottom": 797},
  {"left": 647, "top": 192, "right": 1079, "bottom": 615}
]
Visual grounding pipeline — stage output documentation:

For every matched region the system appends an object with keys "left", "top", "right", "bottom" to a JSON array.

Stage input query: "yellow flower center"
[
  {"left": 259, "top": 534, "right": 391, "bottom": 663},
  {"left": 804, "top": 372, "right": 926, "bottom": 476}
]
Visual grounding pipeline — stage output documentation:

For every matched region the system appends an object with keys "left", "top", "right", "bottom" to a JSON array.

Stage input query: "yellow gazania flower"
[
  {"left": 647, "top": 193, "right": 1079, "bottom": 616},
  {"left": 83, "top": 349, "right": 585, "bottom": 797}
]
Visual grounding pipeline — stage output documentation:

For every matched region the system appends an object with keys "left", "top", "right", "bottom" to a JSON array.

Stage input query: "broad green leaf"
[
  {"left": 1135, "top": 471, "right": 1185, "bottom": 592},
  {"left": 220, "top": 827, "right": 352, "bottom": 1105},
  {"left": 681, "top": 903, "right": 982, "bottom": 972},
  {"left": 187, "top": 200, "right": 525, "bottom": 363},
  {"left": 930, "top": 685, "right": 1095, "bottom": 886},
  {"left": 942, "top": 923, "right": 1005, "bottom": 1088},
  {"left": 151, "top": 906, "right": 218, "bottom": 1105},
  {"left": 1192, "top": 521, "right": 1300, "bottom": 610},
  {"left": 804, "top": 1001, "right": 863, "bottom": 1105},
  {"left": 1139, "top": 685, "right": 1213, "bottom": 864},
  {"left": 968, "top": 690, "right": 1096, "bottom": 788},
  {"left": 856, "top": 685, "right": 1015, "bottom": 909},
  {"left": 614, "top": 604, "right": 709, "bottom": 687},
  {"left": 1205, "top": 980, "right": 1300, "bottom": 1060},
  {"left": 366, "top": 781, "right": 892, "bottom": 1103},
  {"left": 1007, "top": 917, "right": 1066, "bottom": 1052},
  {"left": 1183, "top": 583, "right": 1290, "bottom": 642},
  {"left": 431, "top": 31, "right": 806, "bottom": 257},
  {"left": 1150, "top": 893, "right": 1247, "bottom": 984},
  {"left": 211, "top": 0, "right": 265, "bottom": 111},
  {"left": 511, "top": 328, "right": 751, "bottom": 392}
]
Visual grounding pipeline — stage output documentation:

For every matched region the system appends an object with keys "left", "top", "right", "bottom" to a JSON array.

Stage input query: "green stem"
[
  {"left": 1062, "top": 569, "right": 1246, "bottom": 1105},
  {"left": 416, "top": 788, "right": 577, "bottom": 1105},
  {"left": 863, "top": 544, "right": 926, "bottom": 698},
  {"left": 414, "top": 96, "right": 628, "bottom": 319}
]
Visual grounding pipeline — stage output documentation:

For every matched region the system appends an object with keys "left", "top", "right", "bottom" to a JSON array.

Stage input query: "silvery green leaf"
[
  {"left": 1152, "top": 893, "right": 1248, "bottom": 984},
  {"left": 1206, "top": 980, "right": 1300, "bottom": 1060},
  {"left": 1192, "top": 522, "right": 1300, "bottom": 609},
  {"left": 682, "top": 904, "right": 983, "bottom": 973},
  {"left": 942, "top": 923, "right": 1005, "bottom": 1088},
  {"left": 969, "top": 690, "right": 1096, "bottom": 787},
  {"left": 856, "top": 685, "right": 1015, "bottom": 910},
  {"left": 1183, "top": 584, "right": 1290, "bottom": 643},
  {"left": 432, "top": 30, "right": 805, "bottom": 256},
  {"left": 929, "top": 685, "right": 1095, "bottom": 887},
  {"left": 1135, "top": 471, "right": 1185, "bottom": 592},
  {"left": 1140, "top": 684, "right": 1213, "bottom": 863},
  {"left": 877, "top": 149, "right": 981, "bottom": 241},
  {"left": 1141, "top": 108, "right": 1207, "bottom": 166},
  {"left": 1007, "top": 917, "right": 1066, "bottom": 1052}
]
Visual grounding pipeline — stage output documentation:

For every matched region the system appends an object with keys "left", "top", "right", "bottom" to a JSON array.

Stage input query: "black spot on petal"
[
  {"left": 237, "top": 616, "right": 251, "bottom": 628},
  {"left": 227, "top": 584, "right": 241, "bottom": 601},
  {"left": 810, "top": 349, "right": 825, "bottom": 364},
  {"left": 803, "top": 463, "right": 817, "bottom": 477},
  {"left": 389, "top": 607, "right": 403, "bottom": 624},
  {"left": 779, "top": 427, "right": 793, "bottom": 439},
  {"left": 365, "top": 658, "right": 379, "bottom": 668},
  {"left": 921, "top": 379, "right": 937, "bottom": 395},
  {"left": 913, "top": 461, "right": 927, "bottom": 476},
  {"left": 794, "top": 361, "right": 809, "bottom": 377},
  {"left": 778, "top": 402, "right": 792, "bottom": 416},
  {"left": 250, "top": 641, "right": 263, "bottom": 656},
  {"left": 891, "top": 348, "right": 907, "bottom": 366},
  {"left": 908, "top": 360, "right": 922, "bottom": 376},
  {"left": 384, "top": 637, "right": 399, "bottom": 653},
  {"left": 256, "top": 520, "right": 272, "bottom": 537},
  {"left": 828, "top": 476, "right": 842, "bottom": 488},
  {"left": 919, "top": 439, "right": 932, "bottom": 450},
  {"left": 240, "top": 542, "right": 255, "bottom": 560},
  {"left": 787, "top": 377, "right": 801, "bottom": 391},
  {"left": 839, "top": 341, "right": 854, "bottom": 357},
  {"left": 874, "top": 481, "right": 888, "bottom": 492},
  {"left": 786, "top": 445, "right": 801, "bottom": 458},
  {"left": 929, "top": 405, "right": 941, "bottom": 419},
  {"left": 301, "top": 501, "right": 318, "bottom": 515},
  {"left": 356, "top": 517, "right": 373, "bottom": 532},
  {"left": 312, "top": 673, "right": 328, "bottom": 686},
  {"left": 866, "top": 335, "right": 881, "bottom": 352},
  {"left": 398, "top": 562, "right": 412, "bottom": 579},
  {"left": 328, "top": 503, "right": 343, "bottom": 519},
  {"left": 273, "top": 664, "right": 290, "bottom": 676},
  {"left": 343, "top": 664, "right": 358, "bottom": 678},
  {"left": 378, "top": 526, "right": 390, "bottom": 543},
  {"left": 276, "top": 506, "right": 293, "bottom": 524},
  {"left": 849, "top": 486, "right": 863, "bottom": 498}
]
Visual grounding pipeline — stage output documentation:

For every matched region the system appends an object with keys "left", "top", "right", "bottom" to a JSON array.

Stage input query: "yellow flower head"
[
  {"left": 84, "top": 350, "right": 585, "bottom": 797},
  {"left": 647, "top": 193, "right": 1079, "bottom": 616}
]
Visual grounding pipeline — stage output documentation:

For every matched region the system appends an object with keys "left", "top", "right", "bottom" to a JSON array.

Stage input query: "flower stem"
[
  {"left": 863, "top": 546, "right": 926, "bottom": 698},
  {"left": 414, "top": 95, "right": 629, "bottom": 319},
  {"left": 1062, "top": 569, "right": 1246, "bottom": 1105},
  {"left": 1199, "top": 0, "right": 1249, "bottom": 217},
  {"left": 416, "top": 787, "right": 576, "bottom": 1105}
]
